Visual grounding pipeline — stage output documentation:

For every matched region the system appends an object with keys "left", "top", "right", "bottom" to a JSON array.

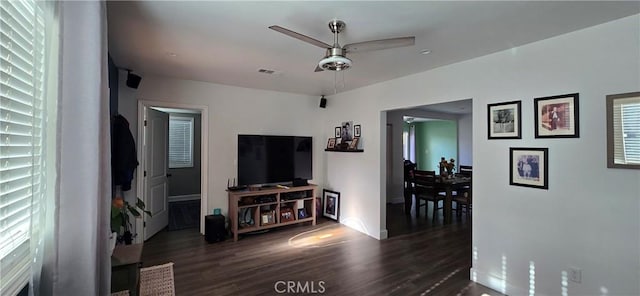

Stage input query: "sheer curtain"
[{"left": 37, "top": 1, "right": 111, "bottom": 295}]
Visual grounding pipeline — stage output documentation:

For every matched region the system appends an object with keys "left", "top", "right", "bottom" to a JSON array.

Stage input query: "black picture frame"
[
  {"left": 509, "top": 147, "right": 548, "bottom": 189},
  {"left": 341, "top": 121, "right": 353, "bottom": 141},
  {"left": 534, "top": 93, "right": 579, "bottom": 138},
  {"left": 322, "top": 189, "right": 340, "bottom": 221},
  {"left": 335, "top": 126, "right": 341, "bottom": 138},
  {"left": 488, "top": 100, "right": 521, "bottom": 139},
  {"left": 354, "top": 125, "right": 361, "bottom": 137}
]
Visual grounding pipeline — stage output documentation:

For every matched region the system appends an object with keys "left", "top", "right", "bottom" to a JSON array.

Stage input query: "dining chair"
[
  {"left": 453, "top": 169, "right": 472, "bottom": 218},
  {"left": 413, "top": 170, "right": 445, "bottom": 222},
  {"left": 458, "top": 165, "right": 472, "bottom": 177},
  {"left": 403, "top": 160, "right": 417, "bottom": 214},
  {"left": 453, "top": 185, "right": 472, "bottom": 218}
]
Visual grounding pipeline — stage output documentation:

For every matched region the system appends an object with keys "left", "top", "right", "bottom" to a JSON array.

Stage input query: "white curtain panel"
[{"left": 38, "top": 1, "right": 111, "bottom": 295}]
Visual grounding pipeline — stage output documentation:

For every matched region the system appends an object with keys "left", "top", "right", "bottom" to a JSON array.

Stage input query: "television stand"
[{"left": 228, "top": 184, "right": 317, "bottom": 241}]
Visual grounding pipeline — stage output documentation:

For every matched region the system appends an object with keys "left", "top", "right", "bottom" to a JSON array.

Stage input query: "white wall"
[
  {"left": 458, "top": 113, "right": 473, "bottom": 166},
  {"left": 326, "top": 15, "right": 640, "bottom": 296},
  {"left": 117, "top": 75, "right": 324, "bottom": 223}
]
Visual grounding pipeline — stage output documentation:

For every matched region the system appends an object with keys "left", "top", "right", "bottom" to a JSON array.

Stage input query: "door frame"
[{"left": 137, "top": 100, "right": 209, "bottom": 240}]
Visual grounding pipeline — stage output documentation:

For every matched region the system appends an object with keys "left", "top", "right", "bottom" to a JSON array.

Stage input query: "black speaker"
[
  {"left": 205, "top": 214, "right": 226, "bottom": 243},
  {"left": 126, "top": 71, "right": 142, "bottom": 89},
  {"left": 319, "top": 96, "right": 327, "bottom": 108},
  {"left": 292, "top": 178, "right": 308, "bottom": 187}
]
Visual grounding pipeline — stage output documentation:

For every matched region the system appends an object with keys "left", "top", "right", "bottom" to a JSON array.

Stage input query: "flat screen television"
[{"left": 237, "top": 135, "right": 312, "bottom": 186}]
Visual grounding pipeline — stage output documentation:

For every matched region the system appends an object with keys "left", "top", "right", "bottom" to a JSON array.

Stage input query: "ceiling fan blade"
[
  {"left": 343, "top": 36, "right": 415, "bottom": 53},
  {"left": 314, "top": 64, "right": 324, "bottom": 72},
  {"left": 269, "top": 25, "right": 331, "bottom": 49}
]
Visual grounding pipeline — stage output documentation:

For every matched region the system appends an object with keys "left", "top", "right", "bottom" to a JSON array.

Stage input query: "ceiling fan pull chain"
[{"left": 339, "top": 71, "right": 345, "bottom": 89}]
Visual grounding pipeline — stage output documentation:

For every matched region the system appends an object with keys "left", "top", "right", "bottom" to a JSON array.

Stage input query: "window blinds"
[
  {"left": 0, "top": 0, "right": 46, "bottom": 294},
  {"left": 621, "top": 100, "right": 640, "bottom": 164},
  {"left": 612, "top": 96, "right": 640, "bottom": 165},
  {"left": 169, "top": 116, "right": 194, "bottom": 168}
]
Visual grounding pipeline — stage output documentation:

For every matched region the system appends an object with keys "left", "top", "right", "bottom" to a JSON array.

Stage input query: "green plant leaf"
[
  {"left": 144, "top": 210, "right": 153, "bottom": 217},
  {"left": 136, "top": 198, "right": 146, "bottom": 210},
  {"left": 128, "top": 206, "right": 141, "bottom": 217}
]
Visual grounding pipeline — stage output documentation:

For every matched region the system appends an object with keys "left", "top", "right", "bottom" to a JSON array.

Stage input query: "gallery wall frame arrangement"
[
  {"left": 534, "top": 93, "right": 579, "bottom": 138},
  {"left": 326, "top": 121, "right": 364, "bottom": 152},
  {"left": 606, "top": 91, "right": 640, "bottom": 169},
  {"left": 488, "top": 100, "right": 522, "bottom": 139},
  {"left": 509, "top": 147, "right": 548, "bottom": 189},
  {"left": 322, "top": 189, "right": 340, "bottom": 221}
]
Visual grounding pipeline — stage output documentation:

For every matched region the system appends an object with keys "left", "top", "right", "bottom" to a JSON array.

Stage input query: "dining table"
[{"left": 435, "top": 175, "right": 472, "bottom": 224}]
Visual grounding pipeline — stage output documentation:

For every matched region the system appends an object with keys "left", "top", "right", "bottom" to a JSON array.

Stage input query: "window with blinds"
[
  {"left": 169, "top": 116, "right": 194, "bottom": 168},
  {"left": 607, "top": 92, "right": 640, "bottom": 169},
  {"left": 0, "top": 0, "right": 47, "bottom": 294}
]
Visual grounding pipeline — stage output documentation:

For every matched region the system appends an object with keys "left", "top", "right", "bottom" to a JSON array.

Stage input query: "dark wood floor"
[{"left": 142, "top": 203, "right": 502, "bottom": 296}]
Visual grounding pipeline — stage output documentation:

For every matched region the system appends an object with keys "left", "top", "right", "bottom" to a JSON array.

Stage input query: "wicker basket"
[{"left": 139, "top": 262, "right": 175, "bottom": 296}]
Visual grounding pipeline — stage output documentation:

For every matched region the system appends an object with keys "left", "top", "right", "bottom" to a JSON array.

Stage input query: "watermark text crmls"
[{"left": 274, "top": 281, "right": 326, "bottom": 294}]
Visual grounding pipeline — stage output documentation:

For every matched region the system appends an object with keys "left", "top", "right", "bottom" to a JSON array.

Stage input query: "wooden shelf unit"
[{"left": 228, "top": 184, "right": 317, "bottom": 241}]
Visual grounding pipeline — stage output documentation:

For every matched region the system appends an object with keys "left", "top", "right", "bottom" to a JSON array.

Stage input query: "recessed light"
[{"left": 420, "top": 49, "right": 431, "bottom": 55}]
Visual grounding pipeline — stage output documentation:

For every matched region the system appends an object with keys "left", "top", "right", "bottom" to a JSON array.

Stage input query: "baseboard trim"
[
  {"left": 471, "top": 267, "right": 528, "bottom": 296},
  {"left": 168, "top": 194, "right": 201, "bottom": 202}
]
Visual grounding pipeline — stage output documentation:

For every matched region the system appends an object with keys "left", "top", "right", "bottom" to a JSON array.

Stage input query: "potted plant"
[
  {"left": 438, "top": 157, "right": 456, "bottom": 177},
  {"left": 111, "top": 196, "right": 152, "bottom": 245}
]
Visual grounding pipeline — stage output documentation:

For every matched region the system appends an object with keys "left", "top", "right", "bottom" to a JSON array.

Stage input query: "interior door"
[{"left": 143, "top": 108, "right": 169, "bottom": 240}]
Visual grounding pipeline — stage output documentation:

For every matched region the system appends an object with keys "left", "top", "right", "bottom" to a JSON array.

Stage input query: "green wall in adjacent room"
[{"left": 415, "top": 120, "right": 457, "bottom": 171}]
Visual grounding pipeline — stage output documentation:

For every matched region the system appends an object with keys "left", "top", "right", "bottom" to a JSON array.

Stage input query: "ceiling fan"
[{"left": 269, "top": 20, "right": 415, "bottom": 72}]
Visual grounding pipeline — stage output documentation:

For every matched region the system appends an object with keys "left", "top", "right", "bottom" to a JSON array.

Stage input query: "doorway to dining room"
[{"left": 384, "top": 98, "right": 473, "bottom": 237}]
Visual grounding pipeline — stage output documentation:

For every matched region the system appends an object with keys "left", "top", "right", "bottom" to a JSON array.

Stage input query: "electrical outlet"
[{"left": 569, "top": 267, "right": 582, "bottom": 283}]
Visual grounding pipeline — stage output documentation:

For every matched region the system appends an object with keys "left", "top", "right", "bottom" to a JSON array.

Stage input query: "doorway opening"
[
  {"left": 136, "top": 100, "right": 209, "bottom": 241},
  {"left": 384, "top": 98, "right": 472, "bottom": 237}
]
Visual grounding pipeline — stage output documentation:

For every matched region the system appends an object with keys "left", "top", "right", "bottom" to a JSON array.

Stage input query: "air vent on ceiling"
[{"left": 258, "top": 68, "right": 277, "bottom": 74}]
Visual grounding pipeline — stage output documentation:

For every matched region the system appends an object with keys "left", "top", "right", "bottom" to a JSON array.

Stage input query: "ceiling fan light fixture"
[{"left": 319, "top": 55, "right": 352, "bottom": 71}]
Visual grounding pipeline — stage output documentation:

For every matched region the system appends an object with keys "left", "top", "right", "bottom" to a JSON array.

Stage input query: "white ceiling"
[{"left": 107, "top": 1, "right": 639, "bottom": 97}]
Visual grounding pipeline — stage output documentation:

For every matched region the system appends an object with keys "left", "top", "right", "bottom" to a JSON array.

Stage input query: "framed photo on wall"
[
  {"left": 322, "top": 189, "right": 340, "bottom": 221},
  {"left": 488, "top": 100, "right": 521, "bottom": 139},
  {"left": 335, "top": 126, "right": 341, "bottom": 138},
  {"left": 341, "top": 121, "right": 353, "bottom": 141},
  {"left": 354, "top": 125, "right": 361, "bottom": 137},
  {"left": 509, "top": 147, "right": 548, "bottom": 189},
  {"left": 534, "top": 93, "right": 579, "bottom": 138}
]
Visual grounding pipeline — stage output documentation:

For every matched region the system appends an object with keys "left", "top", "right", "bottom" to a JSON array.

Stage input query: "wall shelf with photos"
[
  {"left": 325, "top": 148, "right": 364, "bottom": 152},
  {"left": 327, "top": 121, "right": 362, "bottom": 152}
]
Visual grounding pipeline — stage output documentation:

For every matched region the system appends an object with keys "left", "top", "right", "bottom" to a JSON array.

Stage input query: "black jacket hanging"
[{"left": 112, "top": 114, "right": 138, "bottom": 191}]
